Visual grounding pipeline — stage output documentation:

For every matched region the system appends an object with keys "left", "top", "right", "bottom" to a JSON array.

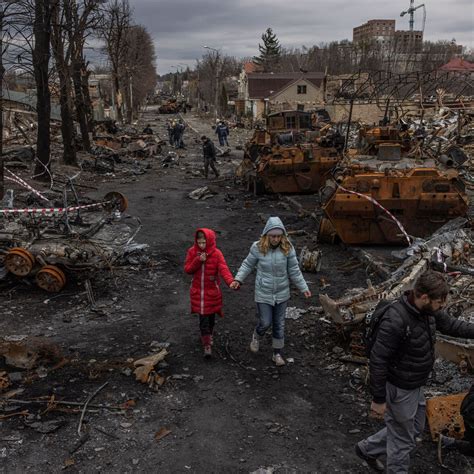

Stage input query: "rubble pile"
[
  {"left": 84, "top": 126, "right": 164, "bottom": 177},
  {"left": 317, "top": 219, "right": 473, "bottom": 395}
]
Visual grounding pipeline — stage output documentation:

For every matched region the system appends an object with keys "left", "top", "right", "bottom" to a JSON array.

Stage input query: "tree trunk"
[
  {"left": 80, "top": 60, "right": 94, "bottom": 130},
  {"left": 72, "top": 57, "right": 91, "bottom": 151},
  {"left": 51, "top": 1, "right": 76, "bottom": 166},
  {"left": 57, "top": 67, "right": 76, "bottom": 165},
  {"left": 33, "top": 0, "right": 52, "bottom": 180}
]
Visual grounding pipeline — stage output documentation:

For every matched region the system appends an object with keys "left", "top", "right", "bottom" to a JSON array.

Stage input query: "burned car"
[{"left": 0, "top": 191, "right": 144, "bottom": 292}]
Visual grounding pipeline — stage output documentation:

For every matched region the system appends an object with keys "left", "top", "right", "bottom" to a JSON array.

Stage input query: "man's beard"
[{"left": 420, "top": 302, "right": 436, "bottom": 313}]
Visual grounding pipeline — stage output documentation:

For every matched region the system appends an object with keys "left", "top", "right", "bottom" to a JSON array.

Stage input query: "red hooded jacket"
[{"left": 184, "top": 228, "right": 234, "bottom": 316}]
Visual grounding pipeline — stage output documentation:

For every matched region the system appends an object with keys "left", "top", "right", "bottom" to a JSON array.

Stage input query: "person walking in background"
[
  {"left": 201, "top": 135, "right": 219, "bottom": 178},
  {"left": 230, "top": 217, "right": 311, "bottom": 366},
  {"left": 176, "top": 119, "right": 186, "bottom": 149},
  {"left": 215, "top": 121, "right": 230, "bottom": 147},
  {"left": 184, "top": 228, "right": 234, "bottom": 358}
]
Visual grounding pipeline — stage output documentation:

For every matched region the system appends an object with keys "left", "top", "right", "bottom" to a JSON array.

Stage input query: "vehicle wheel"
[
  {"left": 5, "top": 248, "right": 35, "bottom": 276},
  {"left": 35, "top": 265, "right": 66, "bottom": 293}
]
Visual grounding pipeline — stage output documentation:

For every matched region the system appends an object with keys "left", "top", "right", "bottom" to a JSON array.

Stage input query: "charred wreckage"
[{"left": 0, "top": 171, "right": 144, "bottom": 293}]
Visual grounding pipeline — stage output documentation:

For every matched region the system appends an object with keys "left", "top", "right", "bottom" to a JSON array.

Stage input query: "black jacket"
[
  {"left": 203, "top": 139, "right": 216, "bottom": 160},
  {"left": 461, "top": 385, "right": 474, "bottom": 440},
  {"left": 370, "top": 292, "right": 474, "bottom": 403}
]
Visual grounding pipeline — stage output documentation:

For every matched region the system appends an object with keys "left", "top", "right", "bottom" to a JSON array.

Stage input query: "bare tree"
[
  {"left": 0, "top": 1, "right": 24, "bottom": 198},
  {"left": 67, "top": 0, "right": 102, "bottom": 151},
  {"left": 99, "top": 0, "right": 131, "bottom": 122},
  {"left": 50, "top": 0, "right": 76, "bottom": 165},
  {"left": 120, "top": 25, "right": 156, "bottom": 122},
  {"left": 196, "top": 52, "right": 240, "bottom": 116},
  {"left": 33, "top": 0, "right": 53, "bottom": 180}
]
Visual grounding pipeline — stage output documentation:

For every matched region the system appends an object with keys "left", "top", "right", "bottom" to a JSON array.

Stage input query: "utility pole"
[
  {"left": 204, "top": 45, "right": 220, "bottom": 120},
  {"left": 196, "top": 61, "right": 200, "bottom": 111}
]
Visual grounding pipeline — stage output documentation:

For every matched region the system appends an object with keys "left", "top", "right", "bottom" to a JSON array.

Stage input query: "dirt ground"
[{"left": 0, "top": 107, "right": 471, "bottom": 473}]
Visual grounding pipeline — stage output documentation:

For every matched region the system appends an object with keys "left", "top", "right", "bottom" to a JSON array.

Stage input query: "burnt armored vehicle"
[
  {"left": 242, "top": 110, "right": 342, "bottom": 194},
  {"left": 318, "top": 125, "right": 469, "bottom": 245}
]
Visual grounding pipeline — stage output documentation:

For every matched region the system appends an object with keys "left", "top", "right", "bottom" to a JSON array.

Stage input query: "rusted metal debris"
[
  {"left": 0, "top": 337, "right": 64, "bottom": 370},
  {"left": 426, "top": 392, "right": 467, "bottom": 441}
]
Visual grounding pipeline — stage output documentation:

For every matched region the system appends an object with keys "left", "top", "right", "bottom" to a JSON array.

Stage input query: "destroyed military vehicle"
[
  {"left": 241, "top": 110, "right": 342, "bottom": 195},
  {"left": 318, "top": 123, "right": 470, "bottom": 245},
  {"left": 158, "top": 98, "right": 187, "bottom": 114},
  {"left": 0, "top": 191, "right": 143, "bottom": 292}
]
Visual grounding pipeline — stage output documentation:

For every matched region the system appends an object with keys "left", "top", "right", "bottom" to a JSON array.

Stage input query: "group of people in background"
[{"left": 166, "top": 119, "right": 186, "bottom": 149}]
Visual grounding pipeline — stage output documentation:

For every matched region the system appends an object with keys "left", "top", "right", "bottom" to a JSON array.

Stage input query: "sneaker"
[
  {"left": 354, "top": 444, "right": 384, "bottom": 472},
  {"left": 203, "top": 345, "right": 212, "bottom": 358},
  {"left": 272, "top": 353, "right": 286, "bottom": 367},
  {"left": 250, "top": 332, "right": 259, "bottom": 353}
]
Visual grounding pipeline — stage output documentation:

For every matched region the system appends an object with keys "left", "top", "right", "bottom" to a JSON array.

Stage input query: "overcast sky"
[{"left": 128, "top": 0, "right": 474, "bottom": 74}]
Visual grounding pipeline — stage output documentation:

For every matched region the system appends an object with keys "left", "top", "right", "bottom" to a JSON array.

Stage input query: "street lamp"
[{"left": 203, "top": 45, "right": 220, "bottom": 119}]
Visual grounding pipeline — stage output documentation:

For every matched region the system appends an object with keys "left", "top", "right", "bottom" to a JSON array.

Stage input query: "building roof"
[
  {"left": 440, "top": 58, "right": 474, "bottom": 72},
  {"left": 243, "top": 62, "right": 260, "bottom": 74},
  {"left": 2, "top": 88, "right": 62, "bottom": 120},
  {"left": 247, "top": 72, "right": 325, "bottom": 99}
]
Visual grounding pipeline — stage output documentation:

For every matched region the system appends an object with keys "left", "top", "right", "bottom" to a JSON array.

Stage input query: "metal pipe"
[{"left": 438, "top": 155, "right": 454, "bottom": 167}]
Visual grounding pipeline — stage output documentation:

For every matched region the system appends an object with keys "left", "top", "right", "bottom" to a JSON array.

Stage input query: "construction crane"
[{"left": 400, "top": 0, "right": 426, "bottom": 32}]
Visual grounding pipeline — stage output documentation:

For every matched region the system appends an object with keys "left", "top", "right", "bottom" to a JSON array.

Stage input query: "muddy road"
[{"left": 0, "top": 108, "right": 470, "bottom": 473}]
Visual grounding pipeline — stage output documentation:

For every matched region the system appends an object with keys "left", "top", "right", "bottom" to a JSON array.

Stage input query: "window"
[
  {"left": 285, "top": 116, "right": 296, "bottom": 129},
  {"left": 297, "top": 85, "right": 307, "bottom": 94}
]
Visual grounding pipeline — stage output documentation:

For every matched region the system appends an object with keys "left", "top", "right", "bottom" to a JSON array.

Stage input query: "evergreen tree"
[{"left": 253, "top": 28, "right": 282, "bottom": 72}]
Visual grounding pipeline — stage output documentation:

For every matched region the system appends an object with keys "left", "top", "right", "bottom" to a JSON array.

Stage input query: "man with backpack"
[{"left": 355, "top": 270, "right": 474, "bottom": 473}]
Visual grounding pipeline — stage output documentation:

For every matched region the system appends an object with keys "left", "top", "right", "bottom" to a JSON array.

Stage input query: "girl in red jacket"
[{"left": 184, "top": 228, "right": 234, "bottom": 358}]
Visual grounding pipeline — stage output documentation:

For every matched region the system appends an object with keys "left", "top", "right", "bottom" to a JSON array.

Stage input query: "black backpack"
[{"left": 364, "top": 299, "right": 411, "bottom": 358}]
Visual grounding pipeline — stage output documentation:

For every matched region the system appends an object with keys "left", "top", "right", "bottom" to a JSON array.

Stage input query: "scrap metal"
[{"left": 426, "top": 392, "right": 467, "bottom": 441}]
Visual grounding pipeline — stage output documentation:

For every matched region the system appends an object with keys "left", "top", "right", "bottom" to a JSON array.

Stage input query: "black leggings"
[{"left": 199, "top": 314, "right": 215, "bottom": 336}]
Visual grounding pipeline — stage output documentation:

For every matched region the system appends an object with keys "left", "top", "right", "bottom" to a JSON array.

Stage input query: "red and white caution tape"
[
  {"left": 0, "top": 201, "right": 110, "bottom": 216},
  {"left": 5, "top": 168, "right": 50, "bottom": 203},
  {"left": 338, "top": 185, "right": 412, "bottom": 245}
]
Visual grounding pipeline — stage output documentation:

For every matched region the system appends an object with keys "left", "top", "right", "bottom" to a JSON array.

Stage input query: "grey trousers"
[{"left": 358, "top": 382, "right": 426, "bottom": 474}]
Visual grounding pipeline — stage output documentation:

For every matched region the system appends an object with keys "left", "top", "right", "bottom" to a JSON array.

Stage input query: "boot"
[
  {"left": 250, "top": 331, "right": 259, "bottom": 353},
  {"left": 201, "top": 335, "right": 212, "bottom": 358},
  {"left": 272, "top": 352, "right": 286, "bottom": 366},
  {"left": 204, "top": 345, "right": 212, "bottom": 358}
]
